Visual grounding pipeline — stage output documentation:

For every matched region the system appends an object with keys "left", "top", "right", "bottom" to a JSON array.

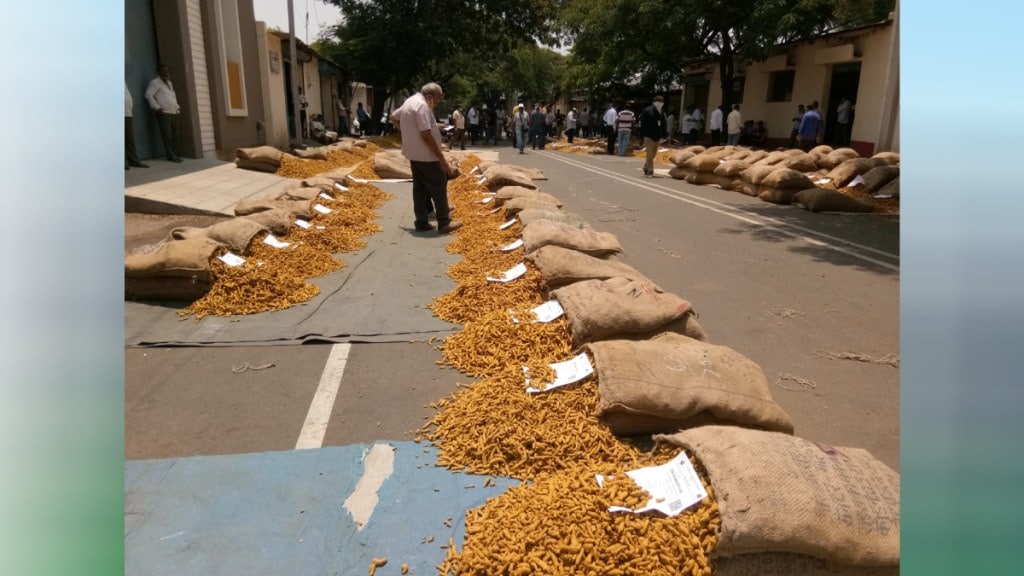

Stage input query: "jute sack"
[
  {"left": 821, "top": 148, "right": 861, "bottom": 171},
  {"left": 714, "top": 553, "right": 899, "bottom": 576},
  {"left": 702, "top": 145, "right": 729, "bottom": 155},
  {"left": 684, "top": 153, "right": 727, "bottom": 173},
  {"left": 277, "top": 187, "right": 323, "bottom": 201},
  {"left": 321, "top": 165, "right": 357, "bottom": 182},
  {"left": 742, "top": 149, "right": 769, "bottom": 164},
  {"left": 762, "top": 168, "right": 814, "bottom": 190},
  {"left": 236, "top": 145, "right": 283, "bottom": 165},
  {"left": 293, "top": 146, "right": 328, "bottom": 160},
  {"left": 794, "top": 188, "right": 873, "bottom": 213},
  {"left": 686, "top": 171, "right": 720, "bottom": 186},
  {"left": 809, "top": 144, "right": 834, "bottom": 156},
  {"left": 714, "top": 176, "right": 743, "bottom": 191},
  {"left": 235, "top": 157, "right": 279, "bottom": 173},
  {"left": 668, "top": 166, "right": 692, "bottom": 180},
  {"left": 753, "top": 151, "right": 789, "bottom": 167},
  {"left": 517, "top": 208, "right": 588, "bottom": 229},
  {"left": 722, "top": 148, "right": 752, "bottom": 161},
  {"left": 654, "top": 426, "right": 900, "bottom": 567},
  {"left": 125, "top": 237, "right": 224, "bottom": 301},
  {"left": 871, "top": 151, "right": 900, "bottom": 166},
  {"left": 551, "top": 277, "right": 703, "bottom": 347},
  {"left": 168, "top": 218, "right": 268, "bottom": 253},
  {"left": 503, "top": 196, "right": 562, "bottom": 216},
  {"left": 758, "top": 187, "right": 801, "bottom": 205},
  {"left": 484, "top": 166, "right": 537, "bottom": 191},
  {"left": 488, "top": 163, "right": 546, "bottom": 180},
  {"left": 669, "top": 150, "right": 696, "bottom": 167},
  {"left": 876, "top": 176, "right": 899, "bottom": 198},
  {"left": 234, "top": 198, "right": 314, "bottom": 219},
  {"left": 740, "top": 164, "right": 776, "bottom": 186},
  {"left": 713, "top": 160, "right": 751, "bottom": 178},
  {"left": 860, "top": 165, "right": 899, "bottom": 191},
  {"left": 522, "top": 219, "right": 621, "bottom": 257},
  {"left": 826, "top": 158, "right": 876, "bottom": 188},
  {"left": 683, "top": 145, "right": 707, "bottom": 155},
  {"left": 586, "top": 333, "right": 794, "bottom": 435},
  {"left": 239, "top": 207, "right": 296, "bottom": 235},
  {"left": 301, "top": 176, "right": 339, "bottom": 192},
  {"left": 373, "top": 150, "right": 413, "bottom": 179},
  {"left": 494, "top": 186, "right": 563, "bottom": 208},
  {"left": 524, "top": 245, "right": 649, "bottom": 288},
  {"left": 782, "top": 152, "right": 817, "bottom": 172}
]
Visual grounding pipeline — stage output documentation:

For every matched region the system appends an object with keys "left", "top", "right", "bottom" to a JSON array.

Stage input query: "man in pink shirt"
[{"left": 391, "top": 82, "right": 462, "bottom": 234}]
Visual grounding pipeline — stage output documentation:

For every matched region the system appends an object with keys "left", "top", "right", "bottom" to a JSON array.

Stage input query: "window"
[
  {"left": 732, "top": 76, "right": 746, "bottom": 104},
  {"left": 767, "top": 70, "right": 795, "bottom": 103},
  {"left": 215, "top": 0, "right": 247, "bottom": 116}
]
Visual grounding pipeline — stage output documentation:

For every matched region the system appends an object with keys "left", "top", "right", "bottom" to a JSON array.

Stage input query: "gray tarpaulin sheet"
[{"left": 125, "top": 183, "right": 464, "bottom": 347}]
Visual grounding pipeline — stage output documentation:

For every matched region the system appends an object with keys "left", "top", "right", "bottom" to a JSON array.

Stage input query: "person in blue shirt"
[{"left": 798, "top": 102, "right": 822, "bottom": 152}]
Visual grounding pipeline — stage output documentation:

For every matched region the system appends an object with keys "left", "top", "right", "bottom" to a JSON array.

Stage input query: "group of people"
[{"left": 125, "top": 64, "right": 185, "bottom": 169}]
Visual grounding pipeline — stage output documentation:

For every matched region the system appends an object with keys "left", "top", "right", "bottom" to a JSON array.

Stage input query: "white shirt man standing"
[
  {"left": 145, "top": 64, "right": 183, "bottom": 162},
  {"left": 726, "top": 104, "right": 743, "bottom": 146},
  {"left": 603, "top": 103, "right": 618, "bottom": 155},
  {"left": 709, "top": 105, "right": 724, "bottom": 146}
]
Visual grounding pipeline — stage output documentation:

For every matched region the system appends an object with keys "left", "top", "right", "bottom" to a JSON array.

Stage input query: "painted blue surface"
[{"left": 125, "top": 442, "right": 520, "bottom": 576}]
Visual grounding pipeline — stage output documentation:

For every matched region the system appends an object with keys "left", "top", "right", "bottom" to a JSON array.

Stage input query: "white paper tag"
[
  {"left": 848, "top": 174, "right": 866, "bottom": 187},
  {"left": 295, "top": 219, "right": 311, "bottom": 229},
  {"left": 486, "top": 262, "right": 527, "bottom": 283},
  {"left": 313, "top": 204, "right": 332, "bottom": 214},
  {"left": 499, "top": 218, "right": 517, "bottom": 231},
  {"left": 471, "top": 166, "right": 480, "bottom": 174},
  {"left": 319, "top": 192, "right": 333, "bottom": 201},
  {"left": 501, "top": 238, "right": 524, "bottom": 252},
  {"left": 873, "top": 193, "right": 893, "bottom": 199},
  {"left": 596, "top": 451, "right": 708, "bottom": 517},
  {"left": 218, "top": 252, "right": 245, "bottom": 267},
  {"left": 525, "top": 352, "right": 594, "bottom": 393},
  {"left": 478, "top": 196, "right": 494, "bottom": 204},
  {"left": 511, "top": 300, "right": 565, "bottom": 324},
  {"left": 263, "top": 234, "right": 290, "bottom": 249},
  {"left": 334, "top": 182, "right": 349, "bottom": 192},
  {"left": 477, "top": 175, "right": 488, "bottom": 183},
  {"left": 815, "top": 177, "right": 833, "bottom": 185},
  {"left": 316, "top": 225, "right": 326, "bottom": 230}
]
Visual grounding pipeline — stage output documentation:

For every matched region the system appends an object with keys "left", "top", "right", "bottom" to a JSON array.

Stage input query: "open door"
[{"left": 824, "top": 62, "right": 860, "bottom": 147}]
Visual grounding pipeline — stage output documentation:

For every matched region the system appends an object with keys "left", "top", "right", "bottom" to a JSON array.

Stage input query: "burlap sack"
[
  {"left": 826, "top": 158, "right": 876, "bottom": 188},
  {"left": 516, "top": 208, "right": 588, "bottom": 229},
  {"left": 686, "top": 171, "right": 720, "bottom": 186},
  {"left": 239, "top": 207, "right": 296, "bottom": 235},
  {"left": 762, "top": 168, "right": 814, "bottom": 190},
  {"left": 277, "top": 187, "right": 323, "bottom": 201},
  {"left": 722, "top": 148, "right": 752, "bottom": 161},
  {"left": 524, "top": 245, "right": 648, "bottom": 288},
  {"left": 234, "top": 198, "right": 314, "bottom": 219},
  {"left": 293, "top": 146, "right": 328, "bottom": 160},
  {"left": 740, "top": 164, "right": 776, "bottom": 185},
  {"left": 876, "top": 176, "right": 899, "bottom": 198},
  {"left": 714, "top": 176, "right": 743, "bottom": 191},
  {"left": 319, "top": 165, "right": 356, "bottom": 183},
  {"left": 585, "top": 333, "right": 794, "bottom": 435},
  {"left": 713, "top": 160, "right": 751, "bottom": 178},
  {"left": 494, "top": 186, "right": 563, "bottom": 208},
  {"left": 809, "top": 150, "right": 830, "bottom": 169},
  {"left": 684, "top": 153, "right": 726, "bottom": 173},
  {"left": 373, "top": 151, "right": 413, "bottom": 179},
  {"left": 522, "top": 219, "right": 621, "bottom": 256},
  {"left": 794, "top": 188, "right": 873, "bottom": 213},
  {"left": 236, "top": 145, "right": 283, "bottom": 165},
  {"left": 714, "top": 553, "right": 900, "bottom": 576},
  {"left": 352, "top": 139, "right": 369, "bottom": 148},
  {"left": 477, "top": 161, "right": 497, "bottom": 173},
  {"left": 168, "top": 218, "right": 268, "bottom": 253},
  {"left": 125, "top": 275, "right": 214, "bottom": 302},
  {"left": 702, "top": 145, "right": 729, "bottom": 155},
  {"left": 552, "top": 277, "right": 702, "bottom": 346},
  {"left": 753, "top": 151, "right": 789, "bottom": 167},
  {"left": 738, "top": 181, "right": 760, "bottom": 197},
  {"left": 809, "top": 145, "right": 834, "bottom": 156},
  {"left": 684, "top": 145, "right": 707, "bottom": 154},
  {"left": 871, "top": 151, "right": 900, "bottom": 166},
  {"left": 758, "top": 187, "right": 801, "bottom": 205},
  {"left": 484, "top": 166, "right": 537, "bottom": 191},
  {"left": 860, "top": 165, "right": 899, "bottom": 191},
  {"left": 782, "top": 152, "right": 817, "bottom": 172},
  {"left": 743, "top": 150, "right": 769, "bottom": 164},
  {"left": 503, "top": 196, "right": 562, "bottom": 216},
  {"left": 654, "top": 426, "right": 900, "bottom": 566},
  {"left": 822, "top": 149, "right": 861, "bottom": 171},
  {"left": 125, "top": 236, "right": 224, "bottom": 278},
  {"left": 669, "top": 150, "right": 696, "bottom": 167},
  {"left": 301, "top": 176, "right": 338, "bottom": 192},
  {"left": 235, "top": 158, "right": 279, "bottom": 173},
  {"left": 489, "top": 164, "right": 546, "bottom": 180},
  {"left": 668, "top": 166, "right": 692, "bottom": 180}
]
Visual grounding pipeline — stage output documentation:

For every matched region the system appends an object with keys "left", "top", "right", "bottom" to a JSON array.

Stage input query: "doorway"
[
  {"left": 824, "top": 62, "right": 860, "bottom": 147},
  {"left": 125, "top": 0, "right": 162, "bottom": 160}
]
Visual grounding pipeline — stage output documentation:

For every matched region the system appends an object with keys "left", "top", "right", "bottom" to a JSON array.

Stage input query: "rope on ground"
[
  {"left": 232, "top": 362, "right": 276, "bottom": 373},
  {"left": 768, "top": 308, "right": 805, "bottom": 322},
  {"left": 775, "top": 373, "right": 817, "bottom": 393},
  {"left": 815, "top": 350, "right": 900, "bottom": 368}
]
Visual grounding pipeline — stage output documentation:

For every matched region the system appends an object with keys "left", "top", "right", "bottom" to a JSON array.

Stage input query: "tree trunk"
[{"left": 718, "top": 29, "right": 735, "bottom": 111}]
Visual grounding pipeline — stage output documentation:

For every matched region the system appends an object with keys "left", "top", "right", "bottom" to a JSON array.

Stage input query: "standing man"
[
  {"left": 145, "top": 65, "right": 184, "bottom": 163},
  {"left": 726, "top": 104, "right": 743, "bottom": 146},
  {"left": 603, "top": 102, "right": 618, "bottom": 155},
  {"left": 579, "top": 107, "right": 590, "bottom": 138},
  {"left": 681, "top": 106, "right": 694, "bottom": 145},
  {"left": 125, "top": 82, "right": 148, "bottom": 170},
  {"left": 391, "top": 82, "right": 461, "bottom": 234},
  {"left": 513, "top": 104, "right": 530, "bottom": 154},
  {"left": 356, "top": 102, "right": 370, "bottom": 136},
  {"left": 615, "top": 106, "right": 635, "bottom": 157},
  {"left": 529, "top": 105, "right": 547, "bottom": 150},
  {"left": 298, "top": 88, "right": 309, "bottom": 138},
  {"left": 709, "top": 104, "right": 724, "bottom": 146},
  {"left": 467, "top": 104, "right": 480, "bottom": 145},
  {"left": 495, "top": 105, "right": 506, "bottom": 141},
  {"left": 789, "top": 103, "right": 805, "bottom": 148},
  {"left": 638, "top": 95, "right": 667, "bottom": 176},
  {"left": 664, "top": 107, "right": 675, "bottom": 144},
  {"left": 798, "top": 102, "right": 822, "bottom": 152},
  {"left": 336, "top": 98, "right": 351, "bottom": 136},
  {"left": 451, "top": 105, "right": 466, "bottom": 150},
  {"left": 565, "top": 107, "right": 578, "bottom": 143},
  {"left": 836, "top": 96, "right": 853, "bottom": 147},
  {"left": 690, "top": 105, "right": 704, "bottom": 145}
]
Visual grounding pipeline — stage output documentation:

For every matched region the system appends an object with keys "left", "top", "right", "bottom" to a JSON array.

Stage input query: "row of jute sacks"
[
  {"left": 123, "top": 168, "right": 358, "bottom": 301},
  {"left": 235, "top": 140, "right": 417, "bottom": 180},
  {"left": 485, "top": 181, "right": 899, "bottom": 574},
  {"left": 667, "top": 144, "right": 900, "bottom": 213}
]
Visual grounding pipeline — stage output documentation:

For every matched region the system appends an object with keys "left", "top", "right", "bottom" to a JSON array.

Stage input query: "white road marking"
[
  {"left": 295, "top": 343, "right": 351, "bottom": 450},
  {"left": 343, "top": 443, "right": 396, "bottom": 530},
  {"left": 541, "top": 151, "right": 900, "bottom": 271}
]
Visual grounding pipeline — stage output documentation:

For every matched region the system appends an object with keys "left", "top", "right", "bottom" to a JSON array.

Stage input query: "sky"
[{"left": 252, "top": 0, "right": 343, "bottom": 44}]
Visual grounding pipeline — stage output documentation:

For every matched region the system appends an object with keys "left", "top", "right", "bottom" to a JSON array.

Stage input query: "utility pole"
[{"left": 288, "top": 0, "right": 301, "bottom": 146}]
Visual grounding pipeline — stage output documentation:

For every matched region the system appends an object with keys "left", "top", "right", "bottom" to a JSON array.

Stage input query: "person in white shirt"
[
  {"left": 709, "top": 104, "right": 724, "bottom": 146},
  {"left": 690, "top": 106, "right": 704, "bottom": 145},
  {"left": 726, "top": 104, "right": 743, "bottom": 146},
  {"left": 614, "top": 107, "right": 635, "bottom": 157},
  {"left": 681, "top": 107, "right": 695, "bottom": 144},
  {"left": 836, "top": 97, "right": 853, "bottom": 147},
  {"left": 467, "top": 105, "right": 480, "bottom": 145},
  {"left": 391, "top": 82, "right": 461, "bottom": 234},
  {"left": 451, "top": 105, "right": 466, "bottom": 150},
  {"left": 145, "top": 64, "right": 183, "bottom": 162},
  {"left": 125, "top": 82, "right": 148, "bottom": 170},
  {"left": 565, "top": 108, "right": 578, "bottom": 143},
  {"left": 603, "top": 103, "right": 618, "bottom": 155}
]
